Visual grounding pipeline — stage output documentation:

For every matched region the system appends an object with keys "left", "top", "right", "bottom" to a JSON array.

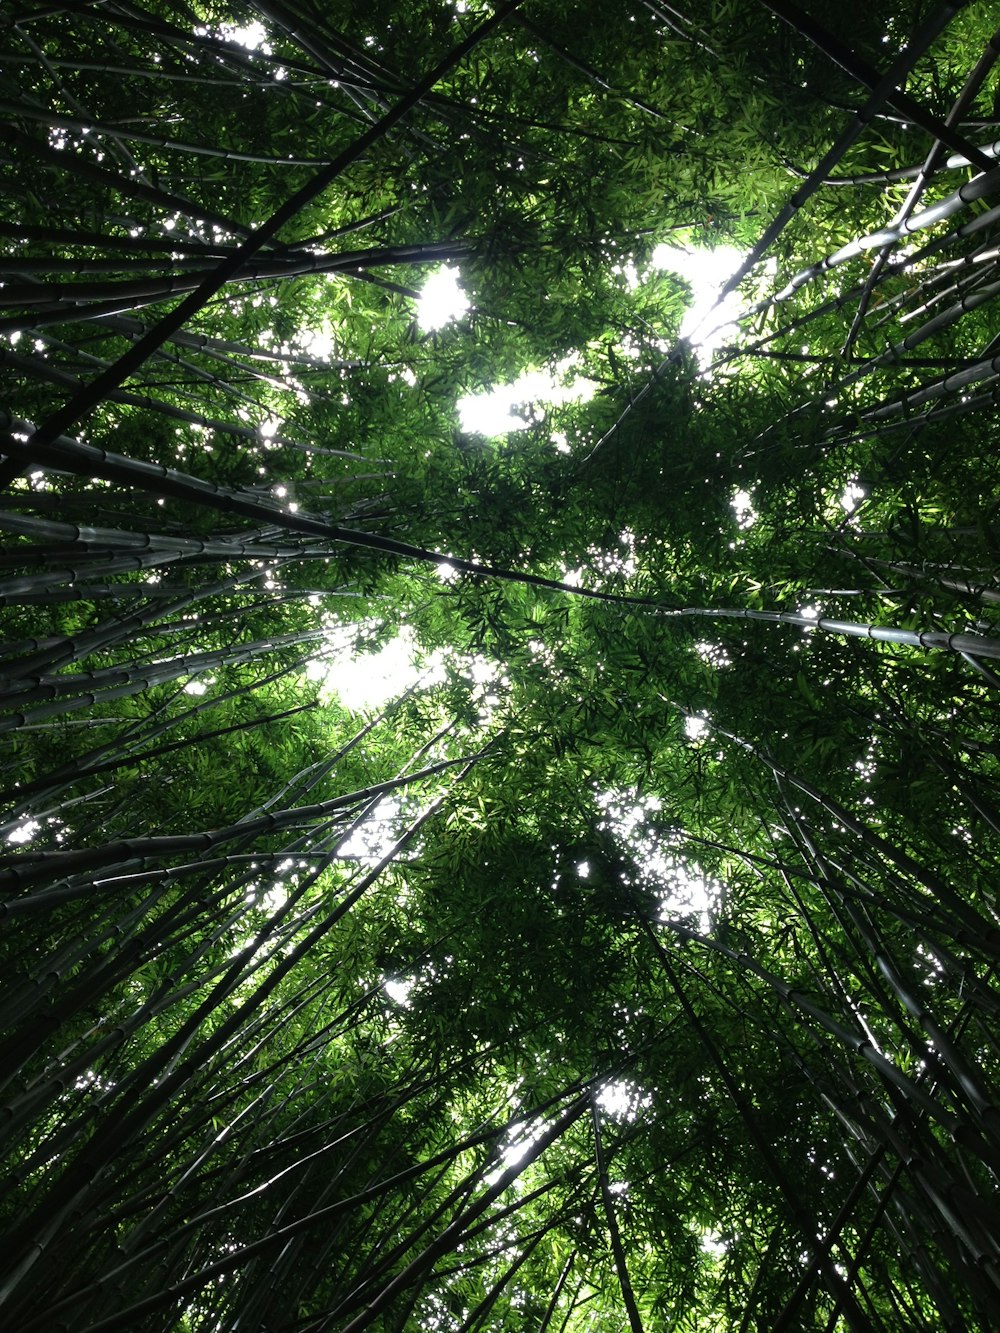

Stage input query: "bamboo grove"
[{"left": 2, "top": 0, "right": 1000, "bottom": 1327}]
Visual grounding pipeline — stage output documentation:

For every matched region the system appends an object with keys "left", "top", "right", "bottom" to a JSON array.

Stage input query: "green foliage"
[{"left": 3, "top": 0, "right": 1000, "bottom": 1330}]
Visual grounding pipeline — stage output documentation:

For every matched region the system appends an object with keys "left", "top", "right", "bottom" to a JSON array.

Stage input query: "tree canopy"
[{"left": 3, "top": 0, "right": 1000, "bottom": 1328}]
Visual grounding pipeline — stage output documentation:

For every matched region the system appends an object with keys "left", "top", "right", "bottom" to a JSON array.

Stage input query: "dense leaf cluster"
[{"left": 3, "top": 0, "right": 1000, "bottom": 1328}]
